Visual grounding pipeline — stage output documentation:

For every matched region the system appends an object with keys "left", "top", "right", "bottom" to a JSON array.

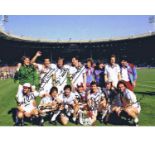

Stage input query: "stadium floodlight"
[
  {"left": 148, "top": 16, "right": 155, "bottom": 32},
  {"left": 0, "top": 15, "right": 8, "bottom": 31},
  {"left": 149, "top": 16, "right": 155, "bottom": 23}
]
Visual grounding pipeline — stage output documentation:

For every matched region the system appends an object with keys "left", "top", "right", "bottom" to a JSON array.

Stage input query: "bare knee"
[
  {"left": 17, "top": 111, "right": 24, "bottom": 119},
  {"left": 33, "top": 109, "right": 39, "bottom": 116},
  {"left": 60, "top": 115, "right": 69, "bottom": 125},
  {"left": 125, "top": 108, "right": 132, "bottom": 115},
  {"left": 24, "top": 112, "right": 31, "bottom": 118}
]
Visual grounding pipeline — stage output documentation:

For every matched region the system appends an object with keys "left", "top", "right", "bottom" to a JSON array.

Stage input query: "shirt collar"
[{"left": 109, "top": 63, "right": 117, "bottom": 68}]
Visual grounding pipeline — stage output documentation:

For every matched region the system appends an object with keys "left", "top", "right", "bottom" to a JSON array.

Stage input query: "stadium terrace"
[{"left": 0, "top": 28, "right": 155, "bottom": 66}]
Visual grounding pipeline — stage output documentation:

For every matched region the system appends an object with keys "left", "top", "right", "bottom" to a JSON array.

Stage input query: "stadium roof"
[{"left": 0, "top": 28, "right": 155, "bottom": 43}]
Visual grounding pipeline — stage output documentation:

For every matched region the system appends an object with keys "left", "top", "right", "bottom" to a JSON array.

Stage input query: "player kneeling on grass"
[
  {"left": 58, "top": 85, "right": 79, "bottom": 125},
  {"left": 113, "top": 80, "right": 141, "bottom": 125},
  {"left": 38, "top": 86, "right": 62, "bottom": 125},
  {"left": 16, "top": 83, "right": 39, "bottom": 126},
  {"left": 101, "top": 80, "right": 121, "bottom": 124},
  {"left": 74, "top": 83, "right": 88, "bottom": 123},
  {"left": 78, "top": 81, "right": 106, "bottom": 126}
]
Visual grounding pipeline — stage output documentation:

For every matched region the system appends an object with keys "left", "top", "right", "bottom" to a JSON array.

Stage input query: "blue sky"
[{"left": 1, "top": 15, "right": 154, "bottom": 41}]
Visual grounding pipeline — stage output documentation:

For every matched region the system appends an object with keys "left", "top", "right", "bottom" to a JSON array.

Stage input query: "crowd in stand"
[{"left": 0, "top": 66, "right": 16, "bottom": 80}]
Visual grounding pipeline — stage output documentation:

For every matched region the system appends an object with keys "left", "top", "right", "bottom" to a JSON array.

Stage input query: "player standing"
[
  {"left": 14, "top": 56, "right": 39, "bottom": 99},
  {"left": 120, "top": 57, "right": 137, "bottom": 91},
  {"left": 85, "top": 58, "right": 95, "bottom": 87},
  {"left": 69, "top": 56, "right": 86, "bottom": 91},
  {"left": 31, "top": 51, "right": 57, "bottom": 97},
  {"left": 104, "top": 55, "right": 121, "bottom": 87},
  {"left": 52, "top": 57, "right": 70, "bottom": 94}
]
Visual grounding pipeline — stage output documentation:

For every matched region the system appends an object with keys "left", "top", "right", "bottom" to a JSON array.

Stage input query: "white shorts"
[
  {"left": 132, "top": 102, "right": 141, "bottom": 113},
  {"left": 21, "top": 104, "right": 36, "bottom": 113}
]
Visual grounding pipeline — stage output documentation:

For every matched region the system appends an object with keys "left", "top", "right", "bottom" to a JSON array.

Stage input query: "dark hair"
[
  {"left": 109, "top": 54, "right": 116, "bottom": 64},
  {"left": 64, "top": 85, "right": 72, "bottom": 91},
  {"left": 121, "top": 56, "right": 128, "bottom": 62},
  {"left": 86, "top": 58, "right": 94, "bottom": 66},
  {"left": 44, "top": 58, "right": 51, "bottom": 61},
  {"left": 95, "top": 60, "right": 103, "bottom": 70},
  {"left": 90, "top": 81, "right": 97, "bottom": 86},
  {"left": 110, "top": 54, "right": 116, "bottom": 59},
  {"left": 72, "top": 56, "right": 79, "bottom": 61},
  {"left": 21, "top": 56, "right": 30, "bottom": 64},
  {"left": 57, "top": 57, "right": 65, "bottom": 64},
  {"left": 117, "top": 80, "right": 127, "bottom": 89},
  {"left": 50, "top": 87, "right": 58, "bottom": 94}
]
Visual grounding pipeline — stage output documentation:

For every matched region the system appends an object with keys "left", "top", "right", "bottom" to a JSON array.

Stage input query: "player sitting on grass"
[
  {"left": 16, "top": 83, "right": 39, "bottom": 126},
  {"left": 38, "top": 86, "right": 62, "bottom": 126},
  {"left": 112, "top": 80, "right": 141, "bottom": 125}
]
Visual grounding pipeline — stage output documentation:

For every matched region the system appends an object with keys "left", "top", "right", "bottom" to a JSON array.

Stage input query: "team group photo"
[{"left": 0, "top": 15, "right": 155, "bottom": 126}]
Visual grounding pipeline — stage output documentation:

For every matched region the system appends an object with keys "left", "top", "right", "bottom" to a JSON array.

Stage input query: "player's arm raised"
[{"left": 31, "top": 51, "right": 42, "bottom": 64}]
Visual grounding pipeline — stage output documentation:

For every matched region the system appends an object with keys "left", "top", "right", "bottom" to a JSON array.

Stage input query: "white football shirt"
[
  {"left": 60, "top": 92, "right": 76, "bottom": 105},
  {"left": 121, "top": 67, "right": 130, "bottom": 82},
  {"left": 69, "top": 66, "right": 86, "bottom": 88},
  {"left": 104, "top": 64, "right": 120, "bottom": 87}
]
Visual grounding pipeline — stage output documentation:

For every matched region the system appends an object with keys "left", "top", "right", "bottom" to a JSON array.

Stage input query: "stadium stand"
[{"left": 0, "top": 29, "right": 155, "bottom": 66}]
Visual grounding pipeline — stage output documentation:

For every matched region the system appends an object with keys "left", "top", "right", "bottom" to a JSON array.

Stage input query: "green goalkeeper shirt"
[{"left": 14, "top": 64, "right": 39, "bottom": 87}]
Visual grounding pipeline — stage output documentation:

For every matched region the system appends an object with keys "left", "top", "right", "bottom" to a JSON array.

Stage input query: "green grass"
[
  {"left": 134, "top": 68, "right": 155, "bottom": 126},
  {"left": 0, "top": 68, "right": 155, "bottom": 126}
]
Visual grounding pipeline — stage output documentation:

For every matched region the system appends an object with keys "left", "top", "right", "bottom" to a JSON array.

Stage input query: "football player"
[
  {"left": 69, "top": 56, "right": 86, "bottom": 91},
  {"left": 102, "top": 80, "right": 121, "bottom": 124},
  {"left": 16, "top": 83, "right": 39, "bottom": 126},
  {"left": 79, "top": 81, "right": 106, "bottom": 125},
  {"left": 113, "top": 80, "right": 141, "bottom": 125},
  {"left": 59, "top": 85, "right": 78, "bottom": 125},
  {"left": 104, "top": 55, "right": 121, "bottom": 87},
  {"left": 31, "top": 51, "right": 57, "bottom": 97},
  {"left": 14, "top": 56, "right": 39, "bottom": 100},
  {"left": 52, "top": 57, "right": 70, "bottom": 94},
  {"left": 38, "top": 86, "right": 62, "bottom": 125},
  {"left": 73, "top": 83, "right": 88, "bottom": 123}
]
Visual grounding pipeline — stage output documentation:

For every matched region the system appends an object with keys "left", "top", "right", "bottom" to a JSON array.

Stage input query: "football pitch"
[{"left": 0, "top": 68, "right": 155, "bottom": 126}]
